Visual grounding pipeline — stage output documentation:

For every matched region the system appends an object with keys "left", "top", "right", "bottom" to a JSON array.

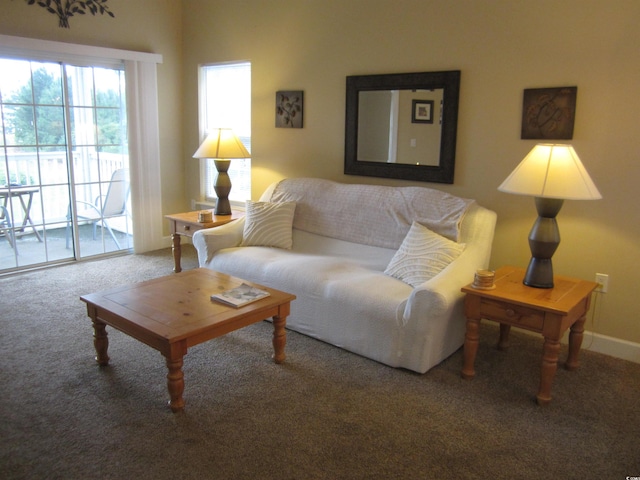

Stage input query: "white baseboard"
[
  {"left": 518, "top": 328, "right": 640, "bottom": 364},
  {"left": 579, "top": 331, "right": 640, "bottom": 364}
]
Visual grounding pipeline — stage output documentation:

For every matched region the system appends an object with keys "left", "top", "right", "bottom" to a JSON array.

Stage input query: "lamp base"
[
  {"left": 523, "top": 197, "right": 564, "bottom": 289},
  {"left": 214, "top": 197, "right": 231, "bottom": 216},
  {"left": 213, "top": 159, "right": 232, "bottom": 216},
  {"left": 524, "top": 258, "right": 554, "bottom": 288}
]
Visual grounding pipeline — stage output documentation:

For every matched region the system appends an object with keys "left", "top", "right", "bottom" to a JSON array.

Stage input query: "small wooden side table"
[
  {"left": 461, "top": 265, "right": 598, "bottom": 405},
  {"left": 165, "top": 209, "right": 243, "bottom": 273}
]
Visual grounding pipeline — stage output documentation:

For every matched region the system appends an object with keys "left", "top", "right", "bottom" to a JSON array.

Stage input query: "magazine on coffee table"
[{"left": 211, "top": 283, "right": 270, "bottom": 308}]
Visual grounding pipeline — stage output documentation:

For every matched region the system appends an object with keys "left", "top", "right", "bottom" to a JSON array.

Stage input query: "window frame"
[{"left": 198, "top": 61, "right": 251, "bottom": 206}]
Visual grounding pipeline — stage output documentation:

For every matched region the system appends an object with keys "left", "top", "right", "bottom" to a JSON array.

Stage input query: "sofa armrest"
[
  {"left": 403, "top": 204, "right": 497, "bottom": 323},
  {"left": 192, "top": 217, "right": 245, "bottom": 266},
  {"left": 403, "top": 260, "right": 466, "bottom": 323}
]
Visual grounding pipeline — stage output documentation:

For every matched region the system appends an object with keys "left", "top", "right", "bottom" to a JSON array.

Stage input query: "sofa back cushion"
[{"left": 269, "top": 178, "right": 474, "bottom": 249}]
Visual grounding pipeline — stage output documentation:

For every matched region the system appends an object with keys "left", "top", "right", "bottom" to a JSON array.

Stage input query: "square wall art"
[
  {"left": 521, "top": 86, "right": 577, "bottom": 140},
  {"left": 276, "top": 91, "right": 303, "bottom": 128}
]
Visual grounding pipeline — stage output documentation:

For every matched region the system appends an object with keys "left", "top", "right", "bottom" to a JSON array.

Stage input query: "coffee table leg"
[
  {"left": 166, "top": 355, "right": 185, "bottom": 412},
  {"left": 88, "top": 307, "right": 110, "bottom": 366},
  {"left": 272, "top": 314, "right": 287, "bottom": 364}
]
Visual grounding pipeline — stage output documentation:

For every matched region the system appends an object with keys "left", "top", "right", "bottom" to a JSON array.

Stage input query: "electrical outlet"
[{"left": 595, "top": 273, "right": 609, "bottom": 293}]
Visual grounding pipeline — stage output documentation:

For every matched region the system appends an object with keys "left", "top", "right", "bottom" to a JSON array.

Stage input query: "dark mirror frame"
[{"left": 344, "top": 70, "right": 461, "bottom": 184}]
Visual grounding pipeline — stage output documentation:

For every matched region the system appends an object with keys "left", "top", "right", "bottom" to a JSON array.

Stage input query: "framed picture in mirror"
[{"left": 412, "top": 100, "right": 434, "bottom": 124}]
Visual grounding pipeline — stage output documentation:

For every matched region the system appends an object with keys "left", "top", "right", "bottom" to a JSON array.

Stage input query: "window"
[{"left": 199, "top": 62, "right": 251, "bottom": 203}]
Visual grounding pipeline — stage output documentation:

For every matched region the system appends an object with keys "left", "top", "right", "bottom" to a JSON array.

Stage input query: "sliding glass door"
[{"left": 0, "top": 58, "right": 131, "bottom": 273}]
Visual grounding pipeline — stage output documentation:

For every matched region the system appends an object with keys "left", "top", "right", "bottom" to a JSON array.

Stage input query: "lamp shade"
[
  {"left": 498, "top": 144, "right": 601, "bottom": 200},
  {"left": 192, "top": 128, "right": 250, "bottom": 159}
]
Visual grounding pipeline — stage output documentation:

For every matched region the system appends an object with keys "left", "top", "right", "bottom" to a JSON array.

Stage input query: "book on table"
[{"left": 211, "top": 283, "right": 270, "bottom": 308}]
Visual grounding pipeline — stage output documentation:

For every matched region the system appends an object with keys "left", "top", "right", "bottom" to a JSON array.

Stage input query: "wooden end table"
[
  {"left": 461, "top": 265, "right": 598, "bottom": 405},
  {"left": 81, "top": 268, "right": 295, "bottom": 412},
  {"left": 165, "top": 209, "right": 242, "bottom": 272}
]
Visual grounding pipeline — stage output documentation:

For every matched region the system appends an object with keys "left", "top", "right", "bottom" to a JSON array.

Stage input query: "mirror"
[{"left": 344, "top": 70, "right": 460, "bottom": 184}]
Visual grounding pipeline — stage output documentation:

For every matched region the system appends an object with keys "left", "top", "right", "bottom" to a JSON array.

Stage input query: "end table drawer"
[
  {"left": 176, "top": 222, "right": 206, "bottom": 236},
  {"left": 480, "top": 299, "right": 544, "bottom": 331},
  {"left": 179, "top": 223, "right": 195, "bottom": 234}
]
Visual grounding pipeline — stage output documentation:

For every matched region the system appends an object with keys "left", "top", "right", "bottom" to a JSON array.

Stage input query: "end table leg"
[
  {"left": 537, "top": 337, "right": 561, "bottom": 405},
  {"left": 91, "top": 315, "right": 110, "bottom": 366},
  {"left": 461, "top": 317, "right": 480, "bottom": 380},
  {"left": 497, "top": 323, "right": 511, "bottom": 351},
  {"left": 171, "top": 233, "right": 182, "bottom": 273},
  {"left": 272, "top": 314, "right": 287, "bottom": 364},
  {"left": 565, "top": 315, "right": 586, "bottom": 371},
  {"left": 166, "top": 355, "right": 185, "bottom": 412}
]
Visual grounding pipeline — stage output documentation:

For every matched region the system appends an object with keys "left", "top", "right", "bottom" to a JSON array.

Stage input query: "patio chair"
[
  {"left": 66, "top": 169, "right": 130, "bottom": 249},
  {"left": 0, "top": 205, "right": 18, "bottom": 252}
]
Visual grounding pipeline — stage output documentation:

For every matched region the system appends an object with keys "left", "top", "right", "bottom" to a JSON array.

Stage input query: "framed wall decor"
[
  {"left": 521, "top": 86, "right": 577, "bottom": 140},
  {"left": 276, "top": 91, "right": 304, "bottom": 128},
  {"left": 411, "top": 99, "right": 434, "bottom": 124}
]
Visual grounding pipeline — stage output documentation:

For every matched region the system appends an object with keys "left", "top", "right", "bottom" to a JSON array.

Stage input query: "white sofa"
[{"left": 193, "top": 178, "right": 496, "bottom": 373}]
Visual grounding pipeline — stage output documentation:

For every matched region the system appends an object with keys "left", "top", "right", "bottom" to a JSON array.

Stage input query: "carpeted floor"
[{"left": 1, "top": 245, "right": 639, "bottom": 479}]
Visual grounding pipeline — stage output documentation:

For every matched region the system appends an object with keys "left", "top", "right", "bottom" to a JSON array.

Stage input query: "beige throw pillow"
[
  {"left": 240, "top": 200, "right": 296, "bottom": 249},
  {"left": 385, "top": 221, "right": 465, "bottom": 287}
]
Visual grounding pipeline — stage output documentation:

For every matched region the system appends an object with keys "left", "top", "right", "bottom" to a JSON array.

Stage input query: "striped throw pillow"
[
  {"left": 384, "top": 221, "right": 465, "bottom": 287},
  {"left": 240, "top": 200, "right": 296, "bottom": 249}
]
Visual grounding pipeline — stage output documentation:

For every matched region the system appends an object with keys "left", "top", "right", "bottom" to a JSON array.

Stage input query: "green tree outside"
[{"left": 5, "top": 66, "right": 125, "bottom": 153}]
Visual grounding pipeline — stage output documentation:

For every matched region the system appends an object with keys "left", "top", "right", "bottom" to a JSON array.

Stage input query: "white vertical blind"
[{"left": 125, "top": 59, "right": 163, "bottom": 253}]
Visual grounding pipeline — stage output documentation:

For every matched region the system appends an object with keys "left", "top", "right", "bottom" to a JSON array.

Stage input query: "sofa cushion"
[
  {"left": 240, "top": 200, "right": 296, "bottom": 249},
  {"left": 269, "top": 178, "right": 474, "bottom": 249},
  {"left": 384, "top": 221, "right": 465, "bottom": 287}
]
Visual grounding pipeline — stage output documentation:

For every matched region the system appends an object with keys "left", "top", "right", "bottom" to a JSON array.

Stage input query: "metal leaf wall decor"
[{"left": 24, "top": 0, "right": 115, "bottom": 29}]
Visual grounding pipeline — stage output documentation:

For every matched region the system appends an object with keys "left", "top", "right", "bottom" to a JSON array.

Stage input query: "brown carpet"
[{"left": 1, "top": 245, "right": 639, "bottom": 479}]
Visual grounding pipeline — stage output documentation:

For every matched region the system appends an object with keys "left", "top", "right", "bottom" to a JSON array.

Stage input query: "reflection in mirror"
[
  {"left": 345, "top": 71, "right": 460, "bottom": 184},
  {"left": 357, "top": 89, "right": 443, "bottom": 166}
]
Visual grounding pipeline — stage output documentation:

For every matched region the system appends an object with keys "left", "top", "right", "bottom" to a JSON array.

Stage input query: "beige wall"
[
  {"left": 2, "top": 1, "right": 639, "bottom": 347},
  {"left": 182, "top": 0, "right": 640, "bottom": 345},
  {"left": 0, "top": 0, "right": 186, "bottom": 220}
]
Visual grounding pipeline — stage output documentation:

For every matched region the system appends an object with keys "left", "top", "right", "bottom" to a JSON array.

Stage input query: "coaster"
[
  {"left": 198, "top": 211, "right": 213, "bottom": 223},
  {"left": 472, "top": 269, "right": 495, "bottom": 290}
]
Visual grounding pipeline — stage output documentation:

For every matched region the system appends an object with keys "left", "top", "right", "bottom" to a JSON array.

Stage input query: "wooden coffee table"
[{"left": 80, "top": 268, "right": 296, "bottom": 412}]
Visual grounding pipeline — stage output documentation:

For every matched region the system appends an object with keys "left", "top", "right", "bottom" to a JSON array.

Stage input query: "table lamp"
[
  {"left": 498, "top": 144, "right": 601, "bottom": 288},
  {"left": 193, "top": 128, "right": 250, "bottom": 215}
]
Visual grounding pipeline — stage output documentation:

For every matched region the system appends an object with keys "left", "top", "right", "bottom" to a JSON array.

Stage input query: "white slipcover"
[{"left": 192, "top": 178, "right": 496, "bottom": 373}]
